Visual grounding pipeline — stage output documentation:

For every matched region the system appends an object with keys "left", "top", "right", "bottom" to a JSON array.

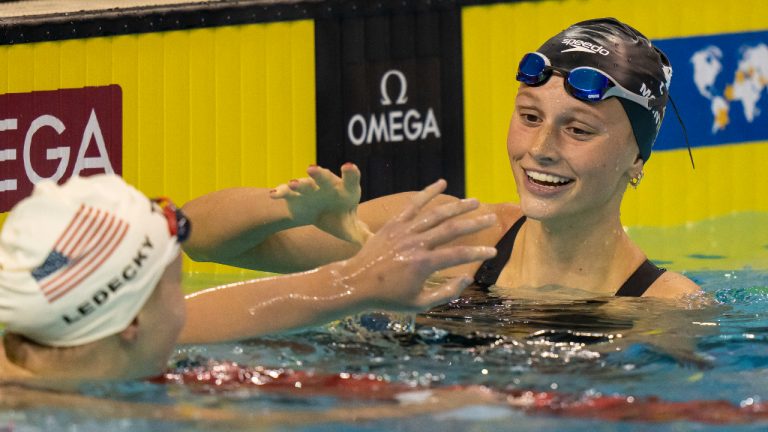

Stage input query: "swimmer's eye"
[
  {"left": 519, "top": 112, "right": 541, "bottom": 125},
  {"left": 565, "top": 126, "right": 596, "bottom": 139}
]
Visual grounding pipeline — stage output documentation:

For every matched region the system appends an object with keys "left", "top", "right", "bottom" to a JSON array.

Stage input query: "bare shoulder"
[
  {"left": 644, "top": 270, "right": 701, "bottom": 299},
  {"left": 484, "top": 201, "right": 524, "bottom": 228},
  {"left": 359, "top": 192, "right": 501, "bottom": 230}
]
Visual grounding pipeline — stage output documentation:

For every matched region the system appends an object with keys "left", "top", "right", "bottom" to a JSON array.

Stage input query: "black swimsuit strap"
[
  {"left": 473, "top": 216, "right": 527, "bottom": 290},
  {"left": 472, "top": 216, "right": 664, "bottom": 297},
  {"left": 613, "top": 259, "right": 666, "bottom": 297}
]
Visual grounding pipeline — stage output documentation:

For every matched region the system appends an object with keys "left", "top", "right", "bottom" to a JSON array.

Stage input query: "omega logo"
[
  {"left": 0, "top": 110, "right": 114, "bottom": 192},
  {"left": 347, "top": 69, "right": 441, "bottom": 146},
  {"left": 0, "top": 85, "right": 122, "bottom": 212}
]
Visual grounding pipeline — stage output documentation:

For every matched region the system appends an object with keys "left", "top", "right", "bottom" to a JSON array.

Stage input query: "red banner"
[{"left": 0, "top": 85, "right": 122, "bottom": 213}]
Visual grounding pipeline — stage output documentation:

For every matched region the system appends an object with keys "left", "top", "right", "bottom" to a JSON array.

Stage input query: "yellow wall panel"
[
  {"left": 32, "top": 42, "right": 60, "bottom": 90},
  {"left": 7, "top": 44, "right": 34, "bottom": 92},
  {"left": 266, "top": 23, "right": 294, "bottom": 185},
  {"left": 85, "top": 37, "right": 113, "bottom": 85},
  {"left": 1, "top": 20, "right": 315, "bottom": 275},
  {"left": 60, "top": 39, "right": 87, "bottom": 88},
  {"left": 214, "top": 26, "right": 243, "bottom": 191},
  {"left": 163, "top": 31, "right": 191, "bottom": 203},
  {"left": 0, "top": 46, "right": 7, "bottom": 94},
  {"left": 137, "top": 33, "right": 166, "bottom": 197},
  {"left": 462, "top": 0, "right": 768, "bottom": 226},
  {"left": 290, "top": 20, "right": 316, "bottom": 177},
  {"left": 240, "top": 25, "right": 269, "bottom": 188},
  {"left": 112, "top": 35, "right": 140, "bottom": 187}
]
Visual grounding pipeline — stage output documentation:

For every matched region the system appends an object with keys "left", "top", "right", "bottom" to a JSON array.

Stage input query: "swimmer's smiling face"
[{"left": 507, "top": 75, "right": 643, "bottom": 223}]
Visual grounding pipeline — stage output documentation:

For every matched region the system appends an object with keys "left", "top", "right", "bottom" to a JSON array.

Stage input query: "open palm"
[{"left": 270, "top": 164, "right": 372, "bottom": 246}]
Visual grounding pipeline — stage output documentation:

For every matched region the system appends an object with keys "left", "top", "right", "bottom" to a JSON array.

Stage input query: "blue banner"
[{"left": 654, "top": 31, "right": 768, "bottom": 151}]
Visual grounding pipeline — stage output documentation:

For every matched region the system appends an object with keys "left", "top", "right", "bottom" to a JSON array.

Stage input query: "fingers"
[
  {"left": 340, "top": 163, "right": 361, "bottom": 192},
  {"left": 270, "top": 177, "right": 320, "bottom": 199},
  {"left": 288, "top": 178, "right": 319, "bottom": 194},
  {"left": 408, "top": 198, "right": 480, "bottom": 234},
  {"left": 418, "top": 212, "right": 497, "bottom": 249},
  {"left": 269, "top": 183, "right": 298, "bottom": 199},
  {"left": 397, "top": 179, "right": 447, "bottom": 222},
  {"left": 307, "top": 165, "right": 338, "bottom": 189},
  {"left": 414, "top": 276, "right": 473, "bottom": 309},
  {"left": 420, "top": 245, "right": 497, "bottom": 271}
]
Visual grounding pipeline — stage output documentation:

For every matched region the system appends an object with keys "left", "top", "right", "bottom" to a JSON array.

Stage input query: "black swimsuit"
[{"left": 473, "top": 216, "right": 666, "bottom": 297}]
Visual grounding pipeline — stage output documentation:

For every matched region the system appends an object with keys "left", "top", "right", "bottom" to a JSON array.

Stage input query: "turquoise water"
[{"left": 2, "top": 213, "right": 768, "bottom": 431}]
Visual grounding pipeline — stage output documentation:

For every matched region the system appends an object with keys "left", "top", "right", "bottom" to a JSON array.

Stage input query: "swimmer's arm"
[
  {"left": 178, "top": 262, "right": 395, "bottom": 344},
  {"left": 180, "top": 244, "right": 494, "bottom": 344},
  {"left": 182, "top": 164, "right": 373, "bottom": 272},
  {"left": 644, "top": 271, "right": 702, "bottom": 299},
  {"left": 180, "top": 186, "right": 315, "bottom": 269},
  {"left": 183, "top": 187, "right": 464, "bottom": 273},
  {"left": 180, "top": 181, "right": 497, "bottom": 344}
]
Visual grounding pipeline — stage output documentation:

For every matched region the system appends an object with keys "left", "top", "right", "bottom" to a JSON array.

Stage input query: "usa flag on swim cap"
[{"left": 30, "top": 204, "right": 130, "bottom": 303}]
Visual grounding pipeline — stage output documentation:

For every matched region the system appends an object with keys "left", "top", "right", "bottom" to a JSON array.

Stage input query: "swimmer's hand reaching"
[
  {"left": 334, "top": 178, "right": 497, "bottom": 311},
  {"left": 181, "top": 179, "right": 497, "bottom": 343},
  {"left": 270, "top": 163, "right": 373, "bottom": 246}
]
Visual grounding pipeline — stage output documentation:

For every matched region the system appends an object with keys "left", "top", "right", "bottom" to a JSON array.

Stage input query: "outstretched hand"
[
  {"left": 270, "top": 163, "right": 372, "bottom": 246},
  {"left": 335, "top": 179, "right": 497, "bottom": 312}
]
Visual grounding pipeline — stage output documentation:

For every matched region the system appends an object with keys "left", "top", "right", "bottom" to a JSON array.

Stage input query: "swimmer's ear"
[
  {"left": 629, "top": 155, "right": 644, "bottom": 176},
  {"left": 118, "top": 317, "right": 140, "bottom": 343}
]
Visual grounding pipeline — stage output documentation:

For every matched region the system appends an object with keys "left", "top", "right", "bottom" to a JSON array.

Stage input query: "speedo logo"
[{"left": 561, "top": 38, "right": 610, "bottom": 56}]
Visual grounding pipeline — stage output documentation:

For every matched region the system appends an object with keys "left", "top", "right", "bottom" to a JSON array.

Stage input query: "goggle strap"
[{"left": 668, "top": 94, "right": 694, "bottom": 169}]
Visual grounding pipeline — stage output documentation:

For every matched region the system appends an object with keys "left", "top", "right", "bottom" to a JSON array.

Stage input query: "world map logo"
[
  {"left": 691, "top": 44, "right": 768, "bottom": 133},
  {"left": 654, "top": 31, "right": 768, "bottom": 150}
]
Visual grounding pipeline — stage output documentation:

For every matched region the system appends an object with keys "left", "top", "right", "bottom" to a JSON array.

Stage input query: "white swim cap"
[{"left": 0, "top": 174, "right": 181, "bottom": 347}]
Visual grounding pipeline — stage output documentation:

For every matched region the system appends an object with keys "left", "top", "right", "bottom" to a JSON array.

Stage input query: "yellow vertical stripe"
[
  {"left": 137, "top": 33, "right": 166, "bottom": 197},
  {"left": 240, "top": 24, "right": 269, "bottom": 188},
  {"left": 214, "top": 26, "right": 243, "bottom": 190},
  {"left": 265, "top": 23, "right": 293, "bottom": 186},
  {"left": 7, "top": 43, "right": 34, "bottom": 92},
  {"left": 163, "top": 30, "right": 191, "bottom": 203},
  {"left": 60, "top": 39, "right": 86, "bottom": 88},
  {"left": 85, "top": 37, "right": 112, "bottom": 87},
  {"left": 291, "top": 20, "right": 316, "bottom": 177},
  {"left": 0, "top": 46, "right": 7, "bottom": 94},
  {"left": 112, "top": 35, "right": 139, "bottom": 185},
  {"left": 33, "top": 42, "right": 60, "bottom": 90}
]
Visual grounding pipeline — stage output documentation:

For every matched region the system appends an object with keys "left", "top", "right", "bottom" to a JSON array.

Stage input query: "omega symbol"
[
  {"left": 380, "top": 69, "right": 408, "bottom": 106},
  {"left": 346, "top": 68, "right": 441, "bottom": 146}
]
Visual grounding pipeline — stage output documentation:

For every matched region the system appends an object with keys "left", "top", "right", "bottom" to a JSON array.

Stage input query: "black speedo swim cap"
[{"left": 536, "top": 17, "right": 672, "bottom": 161}]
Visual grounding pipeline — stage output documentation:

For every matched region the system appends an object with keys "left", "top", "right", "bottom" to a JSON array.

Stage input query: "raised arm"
[
  {"left": 179, "top": 180, "right": 497, "bottom": 344},
  {"left": 180, "top": 164, "right": 365, "bottom": 271},
  {"left": 181, "top": 164, "right": 462, "bottom": 273}
]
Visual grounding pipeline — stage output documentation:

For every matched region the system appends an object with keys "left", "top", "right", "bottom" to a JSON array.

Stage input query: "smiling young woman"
[{"left": 182, "top": 18, "right": 700, "bottom": 300}]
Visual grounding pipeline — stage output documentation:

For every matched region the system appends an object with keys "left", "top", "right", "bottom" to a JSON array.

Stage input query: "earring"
[{"left": 629, "top": 171, "right": 644, "bottom": 189}]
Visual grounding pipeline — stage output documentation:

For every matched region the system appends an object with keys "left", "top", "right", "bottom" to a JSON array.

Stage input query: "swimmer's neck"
[
  {"left": 527, "top": 210, "right": 628, "bottom": 258},
  {"left": 510, "top": 212, "right": 641, "bottom": 294},
  {"left": 0, "top": 338, "right": 35, "bottom": 380},
  {"left": 0, "top": 333, "right": 154, "bottom": 387}
]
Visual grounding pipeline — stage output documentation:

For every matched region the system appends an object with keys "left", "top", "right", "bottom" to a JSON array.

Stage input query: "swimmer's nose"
[{"left": 529, "top": 126, "right": 560, "bottom": 165}]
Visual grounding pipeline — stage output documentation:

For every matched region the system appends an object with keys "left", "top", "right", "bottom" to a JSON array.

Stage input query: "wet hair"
[{"left": 536, "top": 17, "right": 672, "bottom": 161}]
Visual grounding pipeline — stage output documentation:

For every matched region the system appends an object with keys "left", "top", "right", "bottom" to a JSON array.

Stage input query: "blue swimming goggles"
[{"left": 516, "top": 52, "right": 663, "bottom": 111}]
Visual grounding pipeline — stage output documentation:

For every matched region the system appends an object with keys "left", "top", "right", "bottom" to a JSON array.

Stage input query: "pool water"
[{"left": 2, "top": 212, "right": 768, "bottom": 431}]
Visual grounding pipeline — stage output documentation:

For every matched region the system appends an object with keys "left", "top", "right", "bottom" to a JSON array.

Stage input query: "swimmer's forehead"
[{"left": 515, "top": 83, "right": 613, "bottom": 123}]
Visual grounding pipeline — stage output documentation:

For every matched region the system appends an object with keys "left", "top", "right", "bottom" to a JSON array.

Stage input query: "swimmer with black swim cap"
[
  {"left": 519, "top": 17, "right": 673, "bottom": 162},
  {"left": 182, "top": 17, "right": 701, "bottom": 300}
]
